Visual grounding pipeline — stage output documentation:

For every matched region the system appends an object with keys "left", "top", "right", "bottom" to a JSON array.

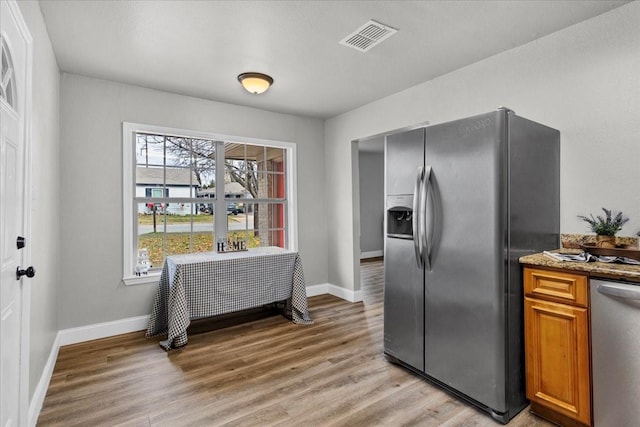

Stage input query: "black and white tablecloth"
[{"left": 145, "top": 246, "right": 313, "bottom": 350}]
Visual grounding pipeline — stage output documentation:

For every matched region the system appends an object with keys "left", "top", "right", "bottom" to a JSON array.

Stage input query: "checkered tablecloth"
[{"left": 145, "top": 246, "right": 313, "bottom": 350}]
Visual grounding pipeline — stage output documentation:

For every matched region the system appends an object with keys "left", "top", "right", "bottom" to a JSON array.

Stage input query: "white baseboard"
[
  {"left": 360, "top": 250, "right": 383, "bottom": 259},
  {"left": 327, "top": 283, "right": 362, "bottom": 302},
  {"left": 34, "top": 284, "right": 360, "bottom": 351},
  {"left": 307, "top": 283, "right": 362, "bottom": 303},
  {"left": 28, "top": 333, "right": 60, "bottom": 427},
  {"left": 305, "top": 283, "right": 328, "bottom": 297},
  {"left": 58, "top": 315, "right": 150, "bottom": 346}
]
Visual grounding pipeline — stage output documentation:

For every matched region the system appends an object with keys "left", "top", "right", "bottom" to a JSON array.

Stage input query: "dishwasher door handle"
[{"left": 597, "top": 282, "right": 640, "bottom": 300}]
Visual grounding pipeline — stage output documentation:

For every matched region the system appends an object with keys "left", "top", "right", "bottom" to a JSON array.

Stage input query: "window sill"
[{"left": 123, "top": 271, "right": 161, "bottom": 286}]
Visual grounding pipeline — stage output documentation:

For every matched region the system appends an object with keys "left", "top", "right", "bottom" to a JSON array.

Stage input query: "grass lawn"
[
  {"left": 139, "top": 231, "right": 260, "bottom": 268},
  {"left": 138, "top": 213, "right": 214, "bottom": 225}
]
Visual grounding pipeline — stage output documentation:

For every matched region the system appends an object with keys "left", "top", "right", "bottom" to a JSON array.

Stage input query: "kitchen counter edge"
[{"left": 519, "top": 251, "right": 640, "bottom": 283}]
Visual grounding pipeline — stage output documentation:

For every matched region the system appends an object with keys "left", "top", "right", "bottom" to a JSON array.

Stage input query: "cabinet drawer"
[{"left": 524, "top": 267, "right": 588, "bottom": 307}]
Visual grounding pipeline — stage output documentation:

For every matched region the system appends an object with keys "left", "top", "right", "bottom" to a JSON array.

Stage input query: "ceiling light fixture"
[{"left": 237, "top": 72, "right": 274, "bottom": 94}]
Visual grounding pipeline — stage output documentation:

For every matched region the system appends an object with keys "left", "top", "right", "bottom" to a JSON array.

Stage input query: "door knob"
[
  {"left": 16, "top": 266, "right": 36, "bottom": 280},
  {"left": 17, "top": 236, "right": 25, "bottom": 249}
]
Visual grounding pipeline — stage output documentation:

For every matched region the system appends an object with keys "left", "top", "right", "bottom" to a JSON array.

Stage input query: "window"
[
  {"left": 1, "top": 36, "right": 17, "bottom": 109},
  {"left": 123, "top": 123, "right": 297, "bottom": 285}
]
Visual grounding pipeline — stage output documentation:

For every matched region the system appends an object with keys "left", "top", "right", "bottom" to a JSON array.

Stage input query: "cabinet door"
[{"left": 525, "top": 297, "right": 591, "bottom": 426}]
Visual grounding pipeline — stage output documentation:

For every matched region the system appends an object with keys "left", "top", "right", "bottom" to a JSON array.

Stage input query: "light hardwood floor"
[{"left": 38, "top": 259, "right": 552, "bottom": 426}]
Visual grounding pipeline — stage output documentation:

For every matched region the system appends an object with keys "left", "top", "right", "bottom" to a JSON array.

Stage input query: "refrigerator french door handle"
[
  {"left": 413, "top": 167, "right": 424, "bottom": 268},
  {"left": 422, "top": 166, "right": 432, "bottom": 270}
]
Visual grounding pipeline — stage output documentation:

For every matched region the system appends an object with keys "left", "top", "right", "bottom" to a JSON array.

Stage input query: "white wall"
[
  {"left": 59, "top": 74, "right": 327, "bottom": 329},
  {"left": 326, "top": 2, "right": 640, "bottom": 291},
  {"left": 358, "top": 148, "right": 384, "bottom": 256},
  {"left": 16, "top": 0, "right": 61, "bottom": 401}
]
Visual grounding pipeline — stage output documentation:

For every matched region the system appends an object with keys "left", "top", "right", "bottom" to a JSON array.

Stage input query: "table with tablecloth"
[{"left": 145, "top": 246, "right": 313, "bottom": 350}]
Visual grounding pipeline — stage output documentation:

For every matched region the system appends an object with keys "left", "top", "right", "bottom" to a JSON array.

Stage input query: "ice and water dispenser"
[{"left": 386, "top": 194, "right": 413, "bottom": 239}]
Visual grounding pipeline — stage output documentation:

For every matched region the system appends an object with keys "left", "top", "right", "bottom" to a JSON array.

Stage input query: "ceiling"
[{"left": 39, "top": 0, "right": 629, "bottom": 119}]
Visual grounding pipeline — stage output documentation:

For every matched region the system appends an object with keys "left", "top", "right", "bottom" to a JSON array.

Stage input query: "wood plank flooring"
[{"left": 38, "top": 259, "right": 552, "bottom": 426}]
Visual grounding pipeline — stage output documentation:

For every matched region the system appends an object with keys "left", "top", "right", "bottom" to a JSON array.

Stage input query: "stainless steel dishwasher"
[{"left": 590, "top": 278, "right": 640, "bottom": 426}]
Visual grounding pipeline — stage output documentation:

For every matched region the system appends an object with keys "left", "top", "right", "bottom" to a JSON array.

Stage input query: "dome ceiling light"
[{"left": 237, "top": 72, "right": 274, "bottom": 94}]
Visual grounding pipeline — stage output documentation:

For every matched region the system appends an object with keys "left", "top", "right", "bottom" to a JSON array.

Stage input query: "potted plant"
[{"left": 577, "top": 208, "right": 629, "bottom": 248}]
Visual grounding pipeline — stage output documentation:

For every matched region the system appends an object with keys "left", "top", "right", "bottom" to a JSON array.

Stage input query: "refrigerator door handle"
[
  {"left": 422, "top": 166, "right": 432, "bottom": 270},
  {"left": 413, "top": 167, "right": 424, "bottom": 268}
]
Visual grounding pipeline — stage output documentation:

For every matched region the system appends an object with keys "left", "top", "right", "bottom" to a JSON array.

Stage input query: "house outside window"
[{"left": 122, "top": 123, "right": 298, "bottom": 285}]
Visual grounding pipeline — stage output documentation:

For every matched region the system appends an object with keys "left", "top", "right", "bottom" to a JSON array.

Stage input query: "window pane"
[
  {"left": 163, "top": 167, "right": 194, "bottom": 198},
  {"left": 193, "top": 208, "right": 216, "bottom": 255},
  {"left": 5, "top": 79, "right": 13, "bottom": 107},
  {"left": 1, "top": 48, "right": 8, "bottom": 79},
  {"left": 164, "top": 211, "right": 215, "bottom": 257},
  {"left": 164, "top": 136, "right": 191, "bottom": 168},
  {"left": 137, "top": 202, "right": 216, "bottom": 269},
  {"left": 265, "top": 147, "right": 285, "bottom": 172},
  {"left": 136, "top": 166, "right": 165, "bottom": 193},
  {"left": 227, "top": 202, "right": 252, "bottom": 231},
  {"left": 192, "top": 139, "right": 216, "bottom": 197},
  {"left": 136, "top": 134, "right": 164, "bottom": 167},
  {"left": 267, "top": 172, "right": 285, "bottom": 198},
  {"left": 137, "top": 203, "right": 164, "bottom": 270},
  {"left": 135, "top": 134, "right": 167, "bottom": 200},
  {"left": 164, "top": 212, "right": 191, "bottom": 257},
  {"left": 265, "top": 202, "right": 286, "bottom": 229},
  {"left": 267, "top": 229, "right": 286, "bottom": 248},
  {"left": 1, "top": 38, "right": 16, "bottom": 108},
  {"left": 255, "top": 151, "right": 285, "bottom": 199},
  {"left": 242, "top": 161, "right": 257, "bottom": 199},
  {"left": 240, "top": 202, "right": 285, "bottom": 248},
  {"left": 224, "top": 142, "right": 252, "bottom": 198}
]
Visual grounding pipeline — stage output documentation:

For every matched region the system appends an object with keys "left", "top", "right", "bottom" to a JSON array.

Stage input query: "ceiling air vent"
[{"left": 339, "top": 20, "right": 398, "bottom": 53}]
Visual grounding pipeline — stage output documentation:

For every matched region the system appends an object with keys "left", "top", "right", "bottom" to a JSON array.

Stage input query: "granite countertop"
[{"left": 520, "top": 251, "right": 640, "bottom": 283}]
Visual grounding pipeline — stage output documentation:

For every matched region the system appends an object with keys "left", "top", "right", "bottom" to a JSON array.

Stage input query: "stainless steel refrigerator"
[{"left": 383, "top": 108, "right": 559, "bottom": 423}]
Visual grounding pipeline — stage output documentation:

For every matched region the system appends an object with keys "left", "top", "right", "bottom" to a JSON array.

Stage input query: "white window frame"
[{"left": 122, "top": 122, "right": 298, "bottom": 285}]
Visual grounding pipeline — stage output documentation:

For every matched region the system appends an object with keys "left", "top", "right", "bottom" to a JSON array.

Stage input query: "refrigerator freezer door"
[
  {"left": 423, "top": 111, "right": 507, "bottom": 412},
  {"left": 385, "top": 127, "right": 426, "bottom": 196},
  {"left": 384, "top": 126, "right": 426, "bottom": 372}
]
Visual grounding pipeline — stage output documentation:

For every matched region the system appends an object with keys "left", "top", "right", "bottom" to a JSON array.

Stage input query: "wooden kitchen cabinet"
[{"left": 524, "top": 267, "right": 591, "bottom": 427}]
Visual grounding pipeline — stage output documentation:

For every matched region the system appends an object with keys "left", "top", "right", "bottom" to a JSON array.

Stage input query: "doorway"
[
  {"left": 356, "top": 137, "right": 385, "bottom": 305},
  {"left": 352, "top": 123, "right": 427, "bottom": 304}
]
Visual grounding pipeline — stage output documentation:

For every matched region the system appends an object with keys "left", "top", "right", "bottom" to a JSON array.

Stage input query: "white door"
[{"left": 1, "top": 1, "right": 31, "bottom": 426}]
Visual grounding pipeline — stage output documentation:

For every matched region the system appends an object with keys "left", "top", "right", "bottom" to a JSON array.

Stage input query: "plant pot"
[{"left": 596, "top": 235, "right": 616, "bottom": 248}]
